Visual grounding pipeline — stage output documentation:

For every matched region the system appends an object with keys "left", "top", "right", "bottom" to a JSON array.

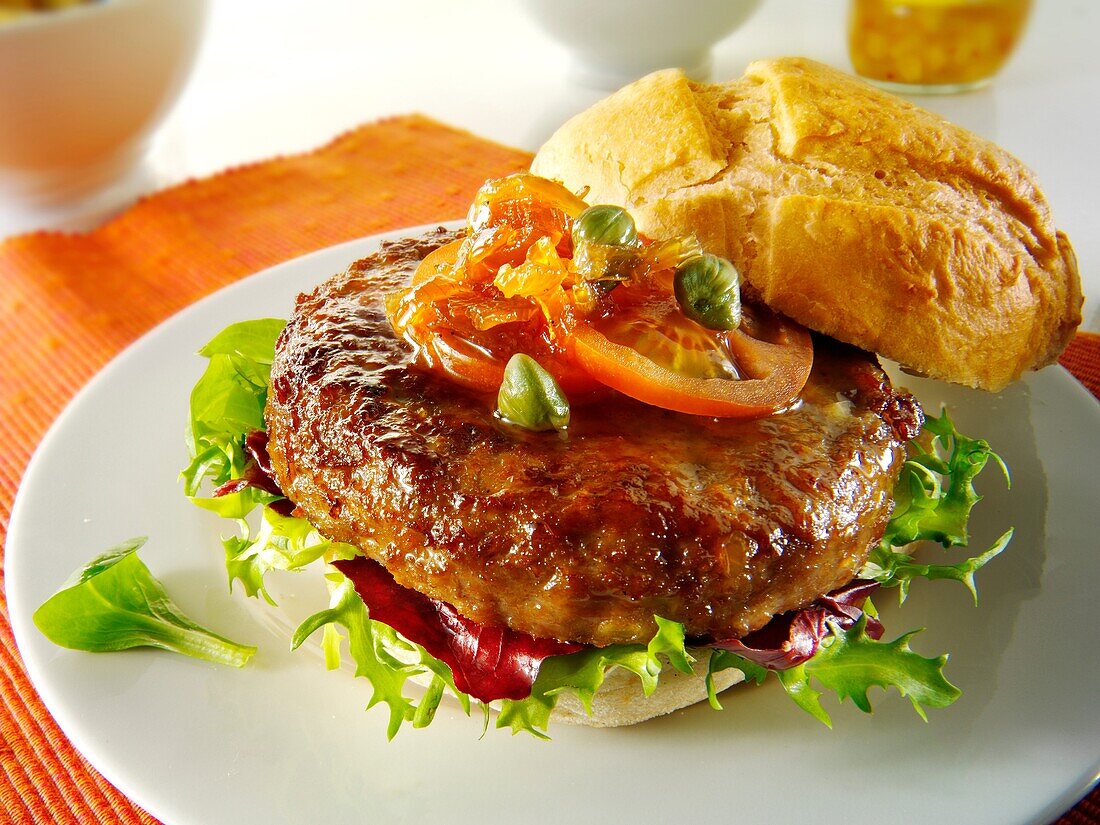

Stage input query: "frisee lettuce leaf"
[
  {"left": 291, "top": 573, "right": 959, "bottom": 735},
  {"left": 865, "top": 529, "right": 1014, "bottom": 604},
  {"left": 496, "top": 616, "right": 695, "bottom": 737},
  {"left": 292, "top": 571, "right": 471, "bottom": 740},
  {"left": 862, "top": 409, "right": 1013, "bottom": 603},
  {"left": 183, "top": 321, "right": 1011, "bottom": 737},
  {"left": 803, "top": 616, "right": 960, "bottom": 720},
  {"left": 223, "top": 507, "right": 357, "bottom": 604},
  {"left": 295, "top": 571, "right": 701, "bottom": 739},
  {"left": 882, "top": 408, "right": 1009, "bottom": 548},
  {"left": 706, "top": 650, "right": 768, "bottom": 708},
  {"left": 705, "top": 616, "right": 959, "bottom": 726},
  {"left": 183, "top": 318, "right": 356, "bottom": 600}
]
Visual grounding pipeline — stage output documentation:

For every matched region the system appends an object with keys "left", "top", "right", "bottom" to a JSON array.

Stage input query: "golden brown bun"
[{"left": 532, "top": 58, "right": 1083, "bottom": 391}]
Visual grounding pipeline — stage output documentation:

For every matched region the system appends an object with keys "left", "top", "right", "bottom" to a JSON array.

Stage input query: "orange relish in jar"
[{"left": 848, "top": 0, "right": 1032, "bottom": 93}]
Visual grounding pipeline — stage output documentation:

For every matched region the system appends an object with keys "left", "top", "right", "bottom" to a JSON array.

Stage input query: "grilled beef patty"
[{"left": 266, "top": 228, "right": 920, "bottom": 646}]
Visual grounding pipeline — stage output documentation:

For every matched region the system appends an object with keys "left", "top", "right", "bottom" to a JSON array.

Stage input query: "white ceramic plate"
[{"left": 8, "top": 227, "right": 1100, "bottom": 825}]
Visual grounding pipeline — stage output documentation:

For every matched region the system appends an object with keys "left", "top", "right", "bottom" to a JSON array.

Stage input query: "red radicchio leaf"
[
  {"left": 213, "top": 430, "right": 295, "bottom": 516},
  {"left": 709, "top": 580, "right": 884, "bottom": 670},
  {"left": 333, "top": 556, "right": 583, "bottom": 703}
]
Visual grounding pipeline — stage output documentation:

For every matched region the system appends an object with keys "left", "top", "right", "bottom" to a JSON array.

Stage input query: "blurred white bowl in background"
[
  {"left": 518, "top": 0, "right": 763, "bottom": 89},
  {"left": 0, "top": 0, "right": 207, "bottom": 232}
]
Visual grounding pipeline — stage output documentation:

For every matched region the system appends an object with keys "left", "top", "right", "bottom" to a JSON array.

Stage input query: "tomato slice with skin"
[
  {"left": 392, "top": 240, "right": 812, "bottom": 413},
  {"left": 386, "top": 174, "right": 814, "bottom": 416},
  {"left": 403, "top": 315, "right": 605, "bottom": 397},
  {"left": 566, "top": 300, "right": 814, "bottom": 418}
]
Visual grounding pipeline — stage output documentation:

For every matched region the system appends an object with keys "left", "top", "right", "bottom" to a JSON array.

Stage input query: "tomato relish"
[{"left": 384, "top": 174, "right": 813, "bottom": 418}]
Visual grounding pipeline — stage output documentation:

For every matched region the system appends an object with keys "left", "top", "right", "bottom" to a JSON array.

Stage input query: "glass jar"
[{"left": 848, "top": 0, "right": 1033, "bottom": 93}]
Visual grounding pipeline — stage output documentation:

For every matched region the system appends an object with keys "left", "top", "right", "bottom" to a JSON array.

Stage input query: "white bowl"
[
  {"left": 518, "top": 0, "right": 763, "bottom": 88},
  {"left": 0, "top": 0, "right": 207, "bottom": 216}
]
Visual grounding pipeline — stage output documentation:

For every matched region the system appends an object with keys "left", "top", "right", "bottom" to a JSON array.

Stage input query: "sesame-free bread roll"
[
  {"left": 409, "top": 650, "right": 744, "bottom": 728},
  {"left": 551, "top": 650, "right": 743, "bottom": 728},
  {"left": 532, "top": 58, "right": 1082, "bottom": 391}
]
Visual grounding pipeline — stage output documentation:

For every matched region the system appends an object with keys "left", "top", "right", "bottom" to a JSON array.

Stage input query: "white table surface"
[
  {"left": 14, "top": 0, "right": 1100, "bottom": 332},
  {"left": 2, "top": 4, "right": 1097, "bottom": 822}
]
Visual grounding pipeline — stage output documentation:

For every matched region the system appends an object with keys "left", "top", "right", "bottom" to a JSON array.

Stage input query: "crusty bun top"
[{"left": 532, "top": 57, "right": 1082, "bottom": 391}]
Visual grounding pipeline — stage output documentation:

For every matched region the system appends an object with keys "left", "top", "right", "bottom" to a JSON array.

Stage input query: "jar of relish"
[{"left": 848, "top": 0, "right": 1032, "bottom": 93}]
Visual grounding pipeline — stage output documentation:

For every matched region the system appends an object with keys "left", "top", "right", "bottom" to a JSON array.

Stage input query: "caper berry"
[
  {"left": 673, "top": 254, "right": 742, "bottom": 331},
  {"left": 572, "top": 205, "right": 638, "bottom": 247},
  {"left": 496, "top": 353, "right": 570, "bottom": 433}
]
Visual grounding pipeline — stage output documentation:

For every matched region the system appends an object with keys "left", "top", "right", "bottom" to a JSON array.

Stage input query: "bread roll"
[
  {"left": 552, "top": 651, "right": 744, "bottom": 728},
  {"left": 532, "top": 58, "right": 1082, "bottom": 391},
  {"left": 411, "top": 650, "right": 745, "bottom": 728}
]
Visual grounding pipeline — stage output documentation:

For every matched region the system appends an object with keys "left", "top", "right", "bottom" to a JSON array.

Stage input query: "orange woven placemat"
[
  {"left": 1060, "top": 332, "right": 1100, "bottom": 400},
  {"left": 0, "top": 115, "right": 530, "bottom": 824},
  {"left": 0, "top": 116, "right": 1095, "bottom": 824}
]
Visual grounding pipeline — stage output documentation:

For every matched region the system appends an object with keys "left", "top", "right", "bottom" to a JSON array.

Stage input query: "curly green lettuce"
[
  {"left": 184, "top": 320, "right": 1013, "bottom": 737},
  {"left": 861, "top": 409, "right": 1013, "bottom": 603}
]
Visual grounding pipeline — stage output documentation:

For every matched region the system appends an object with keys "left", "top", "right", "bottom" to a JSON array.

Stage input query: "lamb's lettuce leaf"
[
  {"left": 182, "top": 318, "right": 285, "bottom": 496},
  {"left": 33, "top": 320, "right": 287, "bottom": 669},
  {"left": 198, "top": 319, "right": 286, "bottom": 364},
  {"left": 33, "top": 537, "right": 255, "bottom": 668}
]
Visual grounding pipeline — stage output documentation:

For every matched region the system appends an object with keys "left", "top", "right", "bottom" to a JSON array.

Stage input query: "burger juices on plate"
[{"left": 181, "top": 59, "right": 1080, "bottom": 737}]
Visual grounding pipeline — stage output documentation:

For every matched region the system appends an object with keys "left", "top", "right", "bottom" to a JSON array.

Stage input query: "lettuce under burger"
[{"left": 182, "top": 295, "right": 1010, "bottom": 739}]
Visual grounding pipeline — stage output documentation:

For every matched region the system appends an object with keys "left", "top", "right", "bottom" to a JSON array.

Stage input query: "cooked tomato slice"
[
  {"left": 566, "top": 288, "right": 813, "bottom": 417},
  {"left": 387, "top": 174, "right": 813, "bottom": 416},
  {"left": 400, "top": 314, "right": 605, "bottom": 396}
]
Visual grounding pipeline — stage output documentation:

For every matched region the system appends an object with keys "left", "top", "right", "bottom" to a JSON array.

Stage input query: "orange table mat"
[{"left": 0, "top": 116, "right": 1096, "bottom": 824}]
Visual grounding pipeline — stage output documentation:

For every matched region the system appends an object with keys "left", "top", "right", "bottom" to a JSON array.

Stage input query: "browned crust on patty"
[{"left": 266, "top": 229, "right": 914, "bottom": 646}]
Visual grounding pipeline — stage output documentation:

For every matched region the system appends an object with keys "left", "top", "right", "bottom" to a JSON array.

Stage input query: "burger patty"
[{"left": 266, "top": 228, "right": 920, "bottom": 647}]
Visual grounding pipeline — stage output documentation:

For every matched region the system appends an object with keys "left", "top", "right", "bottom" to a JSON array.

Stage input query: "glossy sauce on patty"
[{"left": 266, "top": 228, "right": 919, "bottom": 646}]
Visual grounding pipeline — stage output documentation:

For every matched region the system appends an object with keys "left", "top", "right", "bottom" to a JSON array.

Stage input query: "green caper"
[
  {"left": 673, "top": 254, "right": 742, "bottom": 331},
  {"left": 572, "top": 205, "right": 638, "bottom": 247},
  {"left": 496, "top": 353, "right": 570, "bottom": 433}
]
